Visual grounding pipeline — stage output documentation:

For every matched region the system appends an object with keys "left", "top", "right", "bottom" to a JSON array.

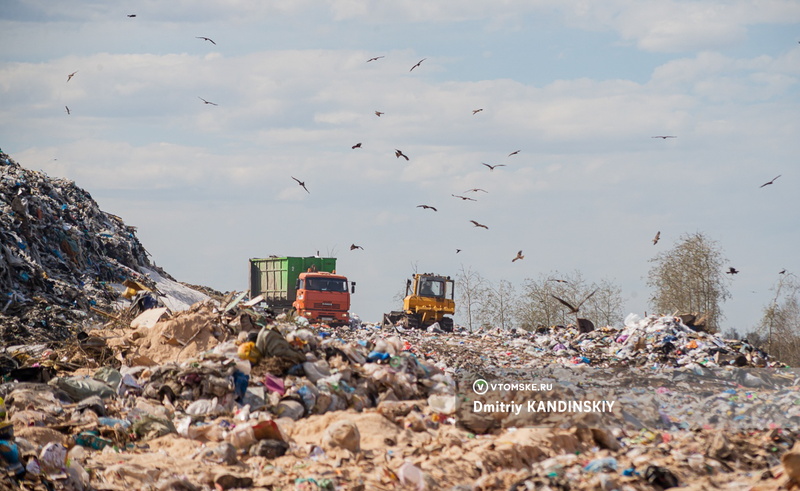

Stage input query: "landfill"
[{"left": 2, "top": 148, "right": 800, "bottom": 490}]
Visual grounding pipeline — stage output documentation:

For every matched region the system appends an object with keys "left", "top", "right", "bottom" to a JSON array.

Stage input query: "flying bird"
[
  {"left": 482, "top": 163, "right": 505, "bottom": 171},
  {"left": 198, "top": 97, "right": 218, "bottom": 106},
  {"left": 65, "top": 106, "right": 70, "bottom": 115},
  {"left": 726, "top": 267, "right": 739, "bottom": 275},
  {"left": 456, "top": 249, "right": 462, "bottom": 253},
  {"left": 352, "top": 143, "right": 362, "bottom": 149},
  {"left": 291, "top": 176, "right": 309, "bottom": 193},
  {"left": 469, "top": 220, "right": 488, "bottom": 229},
  {"left": 366, "top": 56, "right": 384, "bottom": 62},
  {"left": 350, "top": 244, "right": 364, "bottom": 250},
  {"left": 417, "top": 205, "right": 437, "bottom": 211},
  {"left": 127, "top": 14, "right": 136, "bottom": 17},
  {"left": 759, "top": 175, "right": 781, "bottom": 188},
  {"left": 196, "top": 36, "right": 216, "bottom": 45},
  {"left": 395, "top": 149, "right": 409, "bottom": 161},
  {"left": 652, "top": 136, "right": 677, "bottom": 139},
  {"left": 548, "top": 278, "right": 568, "bottom": 284},
  {"left": 508, "top": 150, "right": 521, "bottom": 157},
  {"left": 512, "top": 250, "right": 524, "bottom": 262},
  {"left": 375, "top": 110, "right": 384, "bottom": 117},
  {"left": 652, "top": 231, "right": 661, "bottom": 245},
  {"left": 472, "top": 108, "right": 483, "bottom": 115},
  {"left": 410, "top": 58, "right": 426, "bottom": 71},
  {"left": 452, "top": 194, "right": 476, "bottom": 201},
  {"left": 67, "top": 71, "right": 78, "bottom": 82},
  {"left": 551, "top": 289, "right": 597, "bottom": 314},
  {"left": 464, "top": 188, "right": 487, "bottom": 193},
  {"left": 779, "top": 269, "right": 786, "bottom": 275}
]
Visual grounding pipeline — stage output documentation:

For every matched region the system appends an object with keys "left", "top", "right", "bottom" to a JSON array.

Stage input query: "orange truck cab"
[
  {"left": 249, "top": 256, "right": 355, "bottom": 326},
  {"left": 293, "top": 271, "right": 353, "bottom": 326}
]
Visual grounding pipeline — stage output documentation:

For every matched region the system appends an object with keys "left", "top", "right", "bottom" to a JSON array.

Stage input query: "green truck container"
[{"left": 249, "top": 256, "right": 337, "bottom": 309}]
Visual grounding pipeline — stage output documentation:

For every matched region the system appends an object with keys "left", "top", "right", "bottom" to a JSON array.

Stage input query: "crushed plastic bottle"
[{"left": 583, "top": 457, "right": 618, "bottom": 473}]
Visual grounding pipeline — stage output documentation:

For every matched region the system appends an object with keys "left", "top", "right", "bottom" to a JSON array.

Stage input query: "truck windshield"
[
  {"left": 305, "top": 278, "right": 347, "bottom": 292},
  {"left": 419, "top": 279, "right": 445, "bottom": 297}
]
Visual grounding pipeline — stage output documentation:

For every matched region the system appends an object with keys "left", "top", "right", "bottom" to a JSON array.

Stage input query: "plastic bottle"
[{"left": 583, "top": 457, "right": 618, "bottom": 472}]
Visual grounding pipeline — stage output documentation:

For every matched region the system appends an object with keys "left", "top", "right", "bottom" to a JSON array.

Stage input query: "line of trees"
[
  {"left": 452, "top": 232, "right": 800, "bottom": 367},
  {"left": 455, "top": 266, "right": 625, "bottom": 332}
]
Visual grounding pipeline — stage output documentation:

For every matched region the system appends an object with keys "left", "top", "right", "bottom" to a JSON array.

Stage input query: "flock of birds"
[
  {"left": 60, "top": 15, "right": 789, "bottom": 277},
  {"left": 277, "top": 53, "right": 536, "bottom": 261}
]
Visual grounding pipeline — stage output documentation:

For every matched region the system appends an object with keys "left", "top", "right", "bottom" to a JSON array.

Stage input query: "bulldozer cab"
[{"left": 409, "top": 275, "right": 449, "bottom": 299}]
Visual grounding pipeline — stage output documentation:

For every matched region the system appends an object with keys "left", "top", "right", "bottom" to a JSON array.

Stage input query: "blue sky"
[{"left": 1, "top": 1, "right": 799, "bottom": 331}]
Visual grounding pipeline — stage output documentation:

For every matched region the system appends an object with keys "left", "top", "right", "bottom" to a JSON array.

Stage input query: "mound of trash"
[{"left": 0, "top": 149, "right": 208, "bottom": 345}]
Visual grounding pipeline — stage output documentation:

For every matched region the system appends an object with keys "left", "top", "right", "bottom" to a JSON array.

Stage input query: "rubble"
[{"left": 2, "top": 150, "right": 799, "bottom": 490}]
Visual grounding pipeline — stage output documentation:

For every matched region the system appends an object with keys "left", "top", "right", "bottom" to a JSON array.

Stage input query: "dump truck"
[
  {"left": 383, "top": 273, "right": 455, "bottom": 331},
  {"left": 249, "top": 256, "right": 355, "bottom": 326}
]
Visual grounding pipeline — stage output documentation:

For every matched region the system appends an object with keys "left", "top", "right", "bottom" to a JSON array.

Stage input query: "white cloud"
[{"left": 559, "top": 0, "right": 800, "bottom": 52}]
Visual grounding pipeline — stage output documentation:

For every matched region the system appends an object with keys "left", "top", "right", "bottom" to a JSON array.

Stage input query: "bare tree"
[
  {"left": 585, "top": 278, "right": 625, "bottom": 327},
  {"left": 757, "top": 273, "right": 800, "bottom": 365},
  {"left": 647, "top": 232, "right": 730, "bottom": 332},
  {"left": 455, "top": 265, "right": 487, "bottom": 331},
  {"left": 516, "top": 271, "right": 623, "bottom": 331},
  {"left": 478, "top": 279, "right": 517, "bottom": 330},
  {"left": 517, "top": 275, "right": 564, "bottom": 330}
]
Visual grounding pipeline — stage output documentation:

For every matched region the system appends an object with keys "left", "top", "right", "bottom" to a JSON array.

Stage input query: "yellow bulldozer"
[{"left": 382, "top": 273, "right": 455, "bottom": 332}]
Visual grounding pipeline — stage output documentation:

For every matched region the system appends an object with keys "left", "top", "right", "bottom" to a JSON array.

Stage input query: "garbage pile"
[
  {"left": 0, "top": 150, "right": 209, "bottom": 346},
  {"left": 1, "top": 301, "right": 798, "bottom": 490}
]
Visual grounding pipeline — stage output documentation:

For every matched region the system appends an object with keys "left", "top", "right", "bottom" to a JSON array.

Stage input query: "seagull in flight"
[
  {"left": 350, "top": 244, "right": 364, "bottom": 250},
  {"left": 472, "top": 108, "right": 483, "bottom": 115},
  {"left": 198, "top": 97, "right": 218, "bottom": 106},
  {"left": 395, "top": 149, "right": 409, "bottom": 161},
  {"left": 482, "top": 163, "right": 505, "bottom": 171},
  {"left": 417, "top": 205, "right": 437, "bottom": 211},
  {"left": 464, "top": 188, "right": 487, "bottom": 193},
  {"left": 67, "top": 71, "right": 78, "bottom": 82},
  {"left": 352, "top": 143, "right": 362, "bottom": 149},
  {"left": 452, "top": 194, "right": 476, "bottom": 201},
  {"left": 196, "top": 36, "right": 216, "bottom": 45},
  {"left": 375, "top": 110, "right": 384, "bottom": 117},
  {"left": 652, "top": 231, "right": 660, "bottom": 245},
  {"left": 456, "top": 249, "right": 462, "bottom": 253},
  {"left": 652, "top": 135, "right": 677, "bottom": 139},
  {"left": 291, "top": 176, "right": 309, "bottom": 193},
  {"left": 726, "top": 267, "right": 739, "bottom": 275},
  {"left": 410, "top": 58, "right": 426, "bottom": 71},
  {"left": 127, "top": 14, "right": 136, "bottom": 18},
  {"left": 367, "top": 56, "right": 384, "bottom": 62},
  {"left": 512, "top": 250, "right": 524, "bottom": 262},
  {"left": 508, "top": 150, "right": 521, "bottom": 157},
  {"left": 779, "top": 269, "right": 786, "bottom": 275},
  {"left": 469, "top": 220, "right": 488, "bottom": 229},
  {"left": 551, "top": 289, "right": 597, "bottom": 314},
  {"left": 65, "top": 106, "right": 70, "bottom": 115},
  {"left": 759, "top": 175, "right": 781, "bottom": 188},
  {"left": 548, "top": 278, "right": 568, "bottom": 284}
]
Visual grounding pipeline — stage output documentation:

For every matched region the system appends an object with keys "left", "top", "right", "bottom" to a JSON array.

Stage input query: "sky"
[{"left": 1, "top": 1, "right": 799, "bottom": 332}]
